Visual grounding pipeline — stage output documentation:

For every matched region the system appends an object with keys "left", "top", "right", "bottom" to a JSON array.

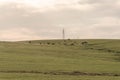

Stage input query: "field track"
[{"left": 0, "top": 70, "right": 120, "bottom": 76}]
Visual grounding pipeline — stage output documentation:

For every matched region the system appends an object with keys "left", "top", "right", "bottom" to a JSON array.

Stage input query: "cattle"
[
  {"left": 81, "top": 41, "right": 88, "bottom": 45},
  {"left": 28, "top": 41, "right": 32, "bottom": 44}
]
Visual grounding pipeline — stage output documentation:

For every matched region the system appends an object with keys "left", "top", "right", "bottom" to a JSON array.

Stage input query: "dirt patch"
[{"left": 0, "top": 70, "right": 120, "bottom": 76}]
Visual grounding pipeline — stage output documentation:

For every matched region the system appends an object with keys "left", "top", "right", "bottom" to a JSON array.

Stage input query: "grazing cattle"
[
  {"left": 28, "top": 41, "right": 32, "bottom": 44},
  {"left": 52, "top": 43, "right": 55, "bottom": 45},
  {"left": 64, "top": 43, "right": 67, "bottom": 45},
  {"left": 81, "top": 41, "right": 88, "bottom": 45},
  {"left": 70, "top": 43, "right": 74, "bottom": 46},
  {"left": 68, "top": 39, "right": 71, "bottom": 41},
  {"left": 116, "top": 51, "right": 120, "bottom": 53},
  {"left": 47, "top": 42, "right": 50, "bottom": 45}
]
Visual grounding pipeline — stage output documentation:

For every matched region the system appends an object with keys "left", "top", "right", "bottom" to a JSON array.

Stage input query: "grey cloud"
[
  {"left": 0, "top": 0, "right": 120, "bottom": 40},
  {"left": 78, "top": 0, "right": 118, "bottom": 4},
  {"left": 78, "top": 0, "right": 120, "bottom": 18}
]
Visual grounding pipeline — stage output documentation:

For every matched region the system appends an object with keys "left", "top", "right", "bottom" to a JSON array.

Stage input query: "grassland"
[{"left": 0, "top": 39, "right": 120, "bottom": 80}]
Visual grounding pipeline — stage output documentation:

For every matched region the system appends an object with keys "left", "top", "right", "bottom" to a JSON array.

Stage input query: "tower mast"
[{"left": 63, "top": 28, "right": 65, "bottom": 40}]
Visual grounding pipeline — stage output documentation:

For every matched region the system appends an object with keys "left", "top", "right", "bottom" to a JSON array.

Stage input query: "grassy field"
[{"left": 0, "top": 39, "right": 120, "bottom": 80}]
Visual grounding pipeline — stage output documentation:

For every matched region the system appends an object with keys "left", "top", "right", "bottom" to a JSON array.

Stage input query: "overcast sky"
[{"left": 0, "top": 0, "right": 120, "bottom": 41}]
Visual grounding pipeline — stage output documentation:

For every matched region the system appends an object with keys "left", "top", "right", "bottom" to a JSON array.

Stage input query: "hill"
[{"left": 0, "top": 39, "right": 120, "bottom": 80}]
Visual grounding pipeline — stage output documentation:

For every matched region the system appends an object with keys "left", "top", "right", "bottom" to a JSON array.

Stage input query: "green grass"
[
  {"left": 0, "top": 39, "right": 120, "bottom": 80},
  {"left": 0, "top": 73, "right": 120, "bottom": 80}
]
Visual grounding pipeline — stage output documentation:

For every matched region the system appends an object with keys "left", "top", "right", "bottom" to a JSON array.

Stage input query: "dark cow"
[{"left": 81, "top": 41, "right": 88, "bottom": 45}]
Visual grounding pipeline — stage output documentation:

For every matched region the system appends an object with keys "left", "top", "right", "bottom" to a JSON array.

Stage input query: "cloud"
[
  {"left": 0, "top": 0, "right": 120, "bottom": 41},
  {"left": 0, "top": 28, "right": 40, "bottom": 41}
]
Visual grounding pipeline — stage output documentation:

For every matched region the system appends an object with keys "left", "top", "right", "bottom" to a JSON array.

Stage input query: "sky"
[{"left": 0, "top": 0, "right": 120, "bottom": 41}]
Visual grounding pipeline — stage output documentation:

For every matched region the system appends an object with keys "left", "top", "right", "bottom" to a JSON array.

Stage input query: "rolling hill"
[{"left": 0, "top": 39, "right": 120, "bottom": 80}]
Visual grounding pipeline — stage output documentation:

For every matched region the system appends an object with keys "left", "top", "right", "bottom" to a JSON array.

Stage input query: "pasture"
[{"left": 0, "top": 39, "right": 120, "bottom": 80}]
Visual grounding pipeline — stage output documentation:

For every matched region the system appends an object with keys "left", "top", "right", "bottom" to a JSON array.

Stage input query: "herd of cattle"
[
  {"left": 27, "top": 40, "right": 120, "bottom": 54},
  {"left": 28, "top": 40, "right": 88, "bottom": 46}
]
